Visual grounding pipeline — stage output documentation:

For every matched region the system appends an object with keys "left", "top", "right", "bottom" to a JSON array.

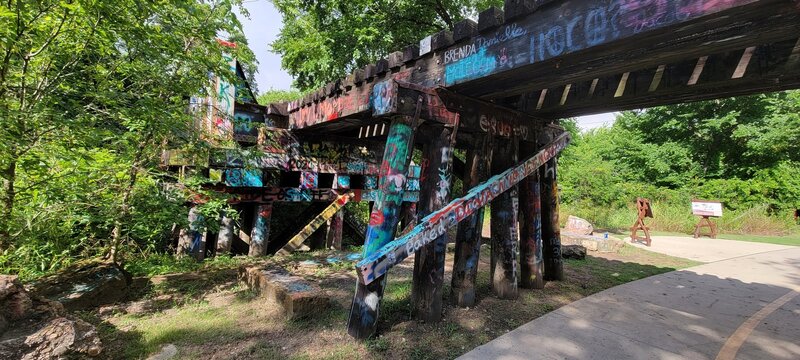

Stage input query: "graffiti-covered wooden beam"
[
  {"left": 286, "top": 0, "right": 798, "bottom": 130},
  {"left": 355, "top": 132, "right": 571, "bottom": 286},
  {"left": 277, "top": 193, "right": 353, "bottom": 256}
]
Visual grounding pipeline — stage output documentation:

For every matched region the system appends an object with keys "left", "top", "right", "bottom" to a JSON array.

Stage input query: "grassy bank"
[{"left": 84, "top": 245, "right": 699, "bottom": 360}]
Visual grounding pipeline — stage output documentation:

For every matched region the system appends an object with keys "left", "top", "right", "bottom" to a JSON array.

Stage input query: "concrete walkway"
[
  {"left": 626, "top": 235, "right": 795, "bottom": 263},
  {"left": 459, "top": 241, "right": 800, "bottom": 360}
]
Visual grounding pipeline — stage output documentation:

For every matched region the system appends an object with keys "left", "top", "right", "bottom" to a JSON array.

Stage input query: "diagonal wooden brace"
[{"left": 356, "top": 132, "right": 571, "bottom": 285}]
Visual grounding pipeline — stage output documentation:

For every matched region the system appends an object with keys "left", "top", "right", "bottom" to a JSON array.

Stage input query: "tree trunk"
[
  {"left": 0, "top": 160, "right": 16, "bottom": 251},
  {"left": 109, "top": 137, "right": 148, "bottom": 264}
]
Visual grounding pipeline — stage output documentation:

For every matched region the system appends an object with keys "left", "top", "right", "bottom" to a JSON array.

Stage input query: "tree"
[
  {"left": 0, "top": 0, "right": 255, "bottom": 263},
  {"left": 271, "top": 0, "right": 503, "bottom": 91}
]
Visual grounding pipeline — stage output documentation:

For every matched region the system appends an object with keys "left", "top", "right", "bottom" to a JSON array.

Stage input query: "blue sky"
[{"left": 237, "top": 1, "right": 616, "bottom": 130}]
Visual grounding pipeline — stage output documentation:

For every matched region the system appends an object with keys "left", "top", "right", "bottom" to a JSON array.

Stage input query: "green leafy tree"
[
  {"left": 271, "top": 0, "right": 503, "bottom": 91},
  {"left": 0, "top": 0, "right": 255, "bottom": 265}
]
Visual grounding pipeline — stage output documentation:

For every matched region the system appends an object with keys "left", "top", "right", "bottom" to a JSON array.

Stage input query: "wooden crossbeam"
[
  {"left": 277, "top": 193, "right": 353, "bottom": 256},
  {"left": 355, "top": 132, "right": 570, "bottom": 285}
]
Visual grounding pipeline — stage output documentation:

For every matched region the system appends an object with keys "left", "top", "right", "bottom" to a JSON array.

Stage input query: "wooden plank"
[
  {"left": 518, "top": 142, "right": 544, "bottom": 289},
  {"left": 411, "top": 124, "right": 458, "bottom": 323},
  {"left": 348, "top": 117, "right": 417, "bottom": 339},
  {"left": 326, "top": 208, "right": 344, "bottom": 250},
  {"left": 540, "top": 158, "right": 563, "bottom": 280},
  {"left": 454, "top": 19, "right": 478, "bottom": 42},
  {"left": 249, "top": 203, "right": 273, "bottom": 257},
  {"left": 478, "top": 7, "right": 504, "bottom": 32},
  {"left": 356, "top": 132, "right": 570, "bottom": 286},
  {"left": 489, "top": 137, "right": 519, "bottom": 299},
  {"left": 216, "top": 213, "right": 235, "bottom": 255},
  {"left": 451, "top": 135, "right": 493, "bottom": 307},
  {"left": 277, "top": 194, "right": 351, "bottom": 256}
]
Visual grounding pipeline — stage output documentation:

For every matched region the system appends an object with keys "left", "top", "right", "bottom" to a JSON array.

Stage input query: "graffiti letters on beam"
[
  {"left": 356, "top": 132, "right": 571, "bottom": 285},
  {"left": 443, "top": 0, "right": 754, "bottom": 86}
]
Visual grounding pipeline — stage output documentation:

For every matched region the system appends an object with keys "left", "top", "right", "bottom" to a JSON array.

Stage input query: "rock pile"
[{"left": 0, "top": 275, "right": 102, "bottom": 359}]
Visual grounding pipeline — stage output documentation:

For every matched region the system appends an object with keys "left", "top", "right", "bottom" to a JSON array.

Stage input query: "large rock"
[
  {"left": 239, "top": 266, "right": 330, "bottom": 319},
  {"left": 0, "top": 276, "right": 101, "bottom": 359},
  {"left": 561, "top": 232, "right": 624, "bottom": 253},
  {"left": 20, "top": 317, "right": 102, "bottom": 359},
  {"left": 30, "top": 262, "right": 131, "bottom": 311},
  {"left": 561, "top": 245, "right": 587, "bottom": 260},
  {"left": 564, "top": 216, "right": 594, "bottom": 235}
]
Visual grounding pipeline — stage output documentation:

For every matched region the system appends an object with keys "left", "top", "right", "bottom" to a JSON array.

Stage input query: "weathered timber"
[
  {"left": 451, "top": 135, "right": 493, "bottom": 307},
  {"left": 216, "top": 213, "right": 235, "bottom": 254},
  {"left": 249, "top": 203, "right": 273, "bottom": 257},
  {"left": 278, "top": 194, "right": 352, "bottom": 256},
  {"left": 177, "top": 206, "right": 205, "bottom": 260},
  {"left": 540, "top": 157, "right": 563, "bottom": 281},
  {"left": 489, "top": 137, "right": 519, "bottom": 299},
  {"left": 348, "top": 116, "right": 417, "bottom": 339},
  {"left": 478, "top": 7, "right": 505, "bottom": 32},
  {"left": 530, "top": 39, "right": 800, "bottom": 117},
  {"left": 356, "top": 132, "right": 570, "bottom": 286},
  {"left": 454, "top": 19, "right": 478, "bottom": 42},
  {"left": 411, "top": 124, "right": 458, "bottom": 323},
  {"left": 326, "top": 209, "right": 344, "bottom": 250},
  {"left": 518, "top": 141, "right": 544, "bottom": 289},
  {"left": 287, "top": 1, "right": 799, "bottom": 130}
]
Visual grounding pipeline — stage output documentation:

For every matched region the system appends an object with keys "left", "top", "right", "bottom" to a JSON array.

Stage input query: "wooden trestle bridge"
[{"left": 166, "top": 0, "right": 800, "bottom": 339}]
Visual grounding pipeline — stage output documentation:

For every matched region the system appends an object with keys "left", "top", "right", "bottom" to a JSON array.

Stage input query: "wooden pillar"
[
  {"left": 399, "top": 202, "right": 417, "bottom": 233},
  {"left": 541, "top": 158, "right": 564, "bottom": 281},
  {"left": 177, "top": 205, "right": 206, "bottom": 260},
  {"left": 348, "top": 117, "right": 415, "bottom": 339},
  {"left": 411, "top": 126, "right": 456, "bottom": 323},
  {"left": 451, "top": 136, "right": 493, "bottom": 307},
  {"left": 216, "top": 212, "right": 235, "bottom": 255},
  {"left": 519, "top": 141, "right": 545, "bottom": 289},
  {"left": 489, "top": 138, "right": 519, "bottom": 299},
  {"left": 248, "top": 203, "right": 273, "bottom": 257},
  {"left": 326, "top": 209, "right": 344, "bottom": 250}
]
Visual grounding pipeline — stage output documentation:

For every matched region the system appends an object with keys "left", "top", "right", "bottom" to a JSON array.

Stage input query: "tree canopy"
[
  {"left": 0, "top": 0, "right": 255, "bottom": 273},
  {"left": 271, "top": 0, "right": 503, "bottom": 91}
]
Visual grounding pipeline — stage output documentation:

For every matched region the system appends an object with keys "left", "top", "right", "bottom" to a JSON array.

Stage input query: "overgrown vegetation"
[
  {"left": 559, "top": 91, "right": 800, "bottom": 236},
  {"left": 0, "top": 0, "right": 256, "bottom": 280}
]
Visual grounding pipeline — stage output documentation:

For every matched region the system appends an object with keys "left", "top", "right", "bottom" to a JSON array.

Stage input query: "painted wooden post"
[
  {"left": 541, "top": 158, "right": 564, "bottom": 281},
  {"left": 451, "top": 136, "right": 493, "bottom": 307},
  {"left": 519, "top": 141, "right": 545, "bottom": 289},
  {"left": 327, "top": 209, "right": 344, "bottom": 250},
  {"left": 177, "top": 205, "right": 206, "bottom": 260},
  {"left": 248, "top": 203, "right": 273, "bottom": 257},
  {"left": 489, "top": 138, "right": 519, "bottom": 299},
  {"left": 411, "top": 126, "right": 456, "bottom": 323},
  {"left": 399, "top": 202, "right": 417, "bottom": 234},
  {"left": 216, "top": 212, "right": 235, "bottom": 255},
  {"left": 347, "top": 116, "right": 416, "bottom": 339}
]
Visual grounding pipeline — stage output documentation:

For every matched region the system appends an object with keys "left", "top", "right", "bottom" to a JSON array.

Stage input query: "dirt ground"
[{"left": 81, "top": 244, "right": 699, "bottom": 360}]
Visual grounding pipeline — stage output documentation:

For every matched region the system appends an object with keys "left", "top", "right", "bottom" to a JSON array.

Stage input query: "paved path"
[
  {"left": 626, "top": 235, "right": 795, "bottom": 263},
  {"left": 459, "top": 241, "right": 800, "bottom": 360}
]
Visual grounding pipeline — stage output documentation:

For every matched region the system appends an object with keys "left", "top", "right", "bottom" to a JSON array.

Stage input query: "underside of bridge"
[{"left": 171, "top": 0, "right": 800, "bottom": 340}]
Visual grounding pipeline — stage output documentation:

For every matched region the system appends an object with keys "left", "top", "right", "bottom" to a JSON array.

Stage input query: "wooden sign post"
[
  {"left": 692, "top": 200, "right": 722, "bottom": 239},
  {"left": 630, "top": 198, "right": 653, "bottom": 246}
]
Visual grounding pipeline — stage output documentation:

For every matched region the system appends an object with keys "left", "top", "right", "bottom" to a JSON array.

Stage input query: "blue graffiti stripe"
[{"left": 445, "top": 47, "right": 497, "bottom": 85}]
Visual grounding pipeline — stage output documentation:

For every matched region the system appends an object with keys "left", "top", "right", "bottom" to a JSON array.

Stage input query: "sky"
[{"left": 237, "top": 1, "right": 616, "bottom": 131}]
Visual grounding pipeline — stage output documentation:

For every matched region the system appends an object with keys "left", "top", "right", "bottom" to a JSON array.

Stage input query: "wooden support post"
[
  {"left": 451, "top": 136, "right": 493, "bottom": 307},
  {"left": 411, "top": 125, "right": 456, "bottom": 323},
  {"left": 348, "top": 116, "right": 416, "bottom": 339},
  {"left": 177, "top": 205, "right": 206, "bottom": 260},
  {"left": 399, "top": 202, "right": 417, "bottom": 234},
  {"left": 216, "top": 212, "right": 235, "bottom": 255},
  {"left": 248, "top": 203, "right": 273, "bottom": 257},
  {"left": 326, "top": 209, "right": 344, "bottom": 250},
  {"left": 541, "top": 158, "right": 563, "bottom": 281},
  {"left": 693, "top": 216, "right": 718, "bottom": 239},
  {"left": 631, "top": 198, "right": 653, "bottom": 246},
  {"left": 519, "top": 141, "right": 545, "bottom": 289},
  {"left": 489, "top": 138, "right": 519, "bottom": 299}
]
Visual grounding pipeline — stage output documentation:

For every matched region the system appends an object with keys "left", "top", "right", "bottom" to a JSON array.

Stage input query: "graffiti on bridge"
[{"left": 356, "top": 132, "right": 571, "bottom": 285}]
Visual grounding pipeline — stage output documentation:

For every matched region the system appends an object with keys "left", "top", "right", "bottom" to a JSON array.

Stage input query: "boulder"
[
  {"left": 561, "top": 232, "right": 624, "bottom": 253},
  {"left": 30, "top": 262, "right": 131, "bottom": 311},
  {"left": 564, "top": 216, "right": 593, "bottom": 235},
  {"left": 239, "top": 266, "right": 330, "bottom": 319},
  {"left": 20, "top": 317, "right": 102, "bottom": 359},
  {"left": 561, "top": 245, "right": 587, "bottom": 260}
]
